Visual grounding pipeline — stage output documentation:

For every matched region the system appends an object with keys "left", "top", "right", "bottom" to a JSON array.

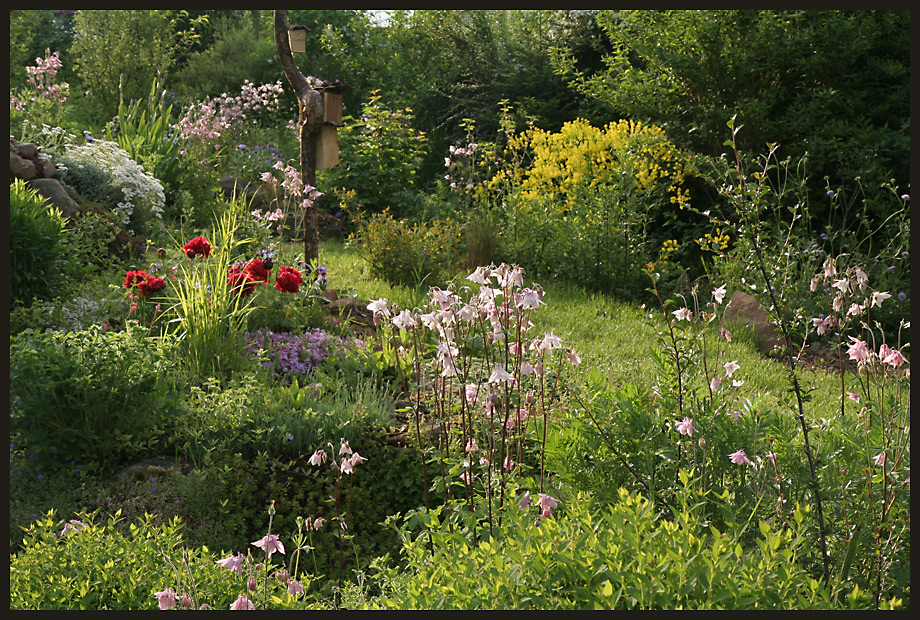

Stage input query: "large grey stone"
[
  {"left": 721, "top": 290, "right": 789, "bottom": 355},
  {"left": 27, "top": 178, "right": 81, "bottom": 218},
  {"left": 10, "top": 152, "right": 37, "bottom": 180}
]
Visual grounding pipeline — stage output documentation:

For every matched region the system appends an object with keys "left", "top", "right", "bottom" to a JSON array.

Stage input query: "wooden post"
[{"left": 273, "top": 10, "right": 322, "bottom": 263}]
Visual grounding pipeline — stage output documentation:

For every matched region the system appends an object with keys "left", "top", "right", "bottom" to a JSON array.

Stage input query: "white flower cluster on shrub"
[{"left": 63, "top": 139, "right": 165, "bottom": 234}]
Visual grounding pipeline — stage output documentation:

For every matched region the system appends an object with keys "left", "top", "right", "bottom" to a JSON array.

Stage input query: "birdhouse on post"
[
  {"left": 287, "top": 25, "right": 307, "bottom": 54},
  {"left": 316, "top": 82, "right": 346, "bottom": 169}
]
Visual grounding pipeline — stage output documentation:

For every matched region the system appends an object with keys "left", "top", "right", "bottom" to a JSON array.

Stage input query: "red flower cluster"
[
  {"left": 183, "top": 236, "right": 212, "bottom": 259},
  {"left": 124, "top": 270, "right": 166, "bottom": 297},
  {"left": 228, "top": 258, "right": 274, "bottom": 298},
  {"left": 274, "top": 265, "right": 303, "bottom": 293}
]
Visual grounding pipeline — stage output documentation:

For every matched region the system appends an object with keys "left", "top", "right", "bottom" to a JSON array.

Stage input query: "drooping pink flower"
[
  {"left": 230, "top": 594, "right": 256, "bottom": 610},
  {"left": 845, "top": 391, "right": 861, "bottom": 404},
  {"left": 350, "top": 452, "right": 367, "bottom": 467},
  {"left": 287, "top": 578, "right": 304, "bottom": 596},
  {"left": 154, "top": 587, "right": 177, "bottom": 610},
  {"left": 465, "top": 383, "right": 479, "bottom": 405},
  {"left": 313, "top": 517, "right": 325, "bottom": 530},
  {"left": 729, "top": 449, "right": 751, "bottom": 465},
  {"left": 537, "top": 493, "right": 559, "bottom": 518},
  {"left": 672, "top": 307, "right": 692, "bottom": 322},
  {"left": 252, "top": 534, "right": 285, "bottom": 558},
  {"left": 873, "top": 452, "right": 886, "bottom": 467},
  {"left": 723, "top": 360, "right": 740, "bottom": 377},
  {"left": 366, "top": 298, "right": 390, "bottom": 318},
  {"left": 712, "top": 285, "right": 727, "bottom": 305},
  {"left": 870, "top": 291, "right": 892, "bottom": 308},
  {"left": 519, "top": 490, "right": 532, "bottom": 510},
  {"left": 879, "top": 344, "right": 907, "bottom": 368},
  {"left": 489, "top": 363, "right": 515, "bottom": 384},
  {"left": 340, "top": 457, "right": 354, "bottom": 475},
  {"left": 846, "top": 337, "right": 871, "bottom": 363},
  {"left": 566, "top": 349, "right": 582, "bottom": 366},
  {"left": 216, "top": 552, "right": 245, "bottom": 575},
  {"left": 710, "top": 376, "right": 723, "bottom": 392},
  {"left": 308, "top": 449, "right": 326, "bottom": 466},
  {"left": 339, "top": 439, "right": 352, "bottom": 456},
  {"left": 675, "top": 417, "right": 695, "bottom": 437},
  {"left": 466, "top": 438, "right": 480, "bottom": 453}
]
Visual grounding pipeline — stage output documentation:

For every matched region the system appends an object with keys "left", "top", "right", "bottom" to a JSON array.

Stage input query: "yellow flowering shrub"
[{"left": 495, "top": 118, "right": 691, "bottom": 294}]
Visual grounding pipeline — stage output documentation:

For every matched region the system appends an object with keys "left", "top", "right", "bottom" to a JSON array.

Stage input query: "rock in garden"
[
  {"left": 721, "top": 290, "right": 789, "bottom": 355},
  {"left": 27, "top": 178, "right": 81, "bottom": 218}
]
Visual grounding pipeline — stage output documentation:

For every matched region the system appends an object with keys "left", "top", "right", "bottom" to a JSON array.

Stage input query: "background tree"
[{"left": 552, "top": 9, "right": 910, "bottom": 233}]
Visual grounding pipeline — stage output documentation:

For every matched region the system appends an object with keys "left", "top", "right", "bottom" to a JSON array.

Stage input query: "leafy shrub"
[
  {"left": 56, "top": 139, "right": 166, "bottom": 236},
  {"left": 9, "top": 512, "right": 248, "bottom": 610},
  {"left": 9, "top": 179, "right": 68, "bottom": 307},
  {"left": 320, "top": 91, "right": 429, "bottom": 216},
  {"left": 9, "top": 324, "right": 183, "bottom": 474},
  {"left": 352, "top": 210, "right": 462, "bottom": 287},
  {"left": 368, "top": 489, "right": 890, "bottom": 609},
  {"left": 497, "top": 118, "right": 691, "bottom": 297}
]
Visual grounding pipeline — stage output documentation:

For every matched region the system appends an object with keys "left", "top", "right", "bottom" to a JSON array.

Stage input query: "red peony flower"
[
  {"left": 124, "top": 270, "right": 148, "bottom": 288},
  {"left": 274, "top": 265, "right": 303, "bottom": 293},
  {"left": 124, "top": 270, "right": 166, "bottom": 297},
  {"left": 183, "top": 236, "right": 212, "bottom": 259},
  {"left": 245, "top": 258, "right": 270, "bottom": 283},
  {"left": 228, "top": 264, "right": 258, "bottom": 298}
]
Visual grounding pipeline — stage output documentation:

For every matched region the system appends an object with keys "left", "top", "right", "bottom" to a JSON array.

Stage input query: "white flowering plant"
[{"left": 60, "top": 139, "right": 166, "bottom": 236}]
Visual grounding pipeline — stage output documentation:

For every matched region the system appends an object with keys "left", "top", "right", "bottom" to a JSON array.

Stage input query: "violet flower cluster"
[{"left": 244, "top": 328, "right": 347, "bottom": 377}]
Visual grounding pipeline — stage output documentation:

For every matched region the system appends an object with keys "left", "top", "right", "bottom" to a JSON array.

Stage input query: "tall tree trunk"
[{"left": 273, "top": 9, "right": 322, "bottom": 262}]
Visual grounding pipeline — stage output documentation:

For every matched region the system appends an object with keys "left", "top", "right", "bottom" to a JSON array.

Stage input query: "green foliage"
[
  {"left": 69, "top": 10, "right": 183, "bottom": 126},
  {"left": 351, "top": 210, "right": 463, "bottom": 288},
  {"left": 9, "top": 324, "right": 183, "bottom": 475},
  {"left": 9, "top": 511, "right": 247, "bottom": 610},
  {"left": 9, "top": 179, "right": 69, "bottom": 307},
  {"left": 496, "top": 118, "right": 691, "bottom": 297},
  {"left": 553, "top": 10, "right": 909, "bottom": 236},
  {"left": 104, "top": 79, "right": 186, "bottom": 202},
  {"left": 320, "top": 92, "right": 429, "bottom": 216},
  {"left": 369, "top": 490, "right": 862, "bottom": 609}
]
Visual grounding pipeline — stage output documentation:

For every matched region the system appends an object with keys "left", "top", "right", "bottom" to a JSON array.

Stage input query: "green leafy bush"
[
  {"left": 320, "top": 91, "right": 429, "bottom": 216},
  {"left": 497, "top": 118, "right": 691, "bottom": 297},
  {"left": 352, "top": 210, "right": 462, "bottom": 287},
  {"left": 368, "top": 489, "right": 891, "bottom": 609},
  {"left": 9, "top": 324, "right": 183, "bottom": 474},
  {"left": 9, "top": 512, "right": 250, "bottom": 610},
  {"left": 9, "top": 178, "right": 68, "bottom": 307}
]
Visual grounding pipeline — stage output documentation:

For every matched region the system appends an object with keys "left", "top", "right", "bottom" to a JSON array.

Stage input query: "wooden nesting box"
[
  {"left": 316, "top": 91, "right": 343, "bottom": 169},
  {"left": 288, "top": 26, "right": 307, "bottom": 53}
]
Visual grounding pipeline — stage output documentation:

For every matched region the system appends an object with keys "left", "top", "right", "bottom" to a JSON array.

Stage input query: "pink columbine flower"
[
  {"left": 672, "top": 307, "right": 692, "bottom": 322},
  {"left": 216, "top": 552, "right": 245, "bottom": 575},
  {"left": 537, "top": 493, "right": 559, "bottom": 518},
  {"left": 489, "top": 363, "right": 515, "bottom": 383},
  {"left": 879, "top": 344, "right": 907, "bottom": 368},
  {"left": 350, "top": 452, "right": 367, "bottom": 467},
  {"left": 392, "top": 309, "right": 417, "bottom": 330},
  {"left": 154, "top": 588, "right": 177, "bottom": 610},
  {"left": 465, "top": 383, "right": 479, "bottom": 404},
  {"left": 287, "top": 578, "right": 304, "bottom": 596},
  {"left": 340, "top": 457, "right": 354, "bottom": 475},
  {"left": 729, "top": 449, "right": 751, "bottom": 465},
  {"left": 846, "top": 337, "right": 871, "bottom": 363},
  {"left": 308, "top": 449, "right": 326, "bottom": 466},
  {"left": 566, "top": 349, "right": 582, "bottom": 366},
  {"left": 339, "top": 439, "right": 353, "bottom": 456},
  {"left": 313, "top": 517, "right": 326, "bottom": 530},
  {"left": 366, "top": 298, "right": 390, "bottom": 318},
  {"left": 58, "top": 519, "right": 87, "bottom": 538},
  {"left": 712, "top": 285, "right": 727, "bottom": 304},
  {"left": 710, "top": 376, "right": 723, "bottom": 392},
  {"left": 723, "top": 360, "right": 740, "bottom": 377},
  {"left": 675, "top": 417, "right": 695, "bottom": 437},
  {"left": 466, "top": 438, "right": 480, "bottom": 453},
  {"left": 230, "top": 594, "right": 255, "bottom": 610},
  {"left": 252, "top": 534, "right": 285, "bottom": 558},
  {"left": 873, "top": 452, "right": 886, "bottom": 466},
  {"left": 519, "top": 490, "right": 532, "bottom": 510},
  {"left": 870, "top": 291, "right": 892, "bottom": 308},
  {"left": 846, "top": 391, "right": 861, "bottom": 404},
  {"left": 540, "top": 331, "right": 564, "bottom": 351}
]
